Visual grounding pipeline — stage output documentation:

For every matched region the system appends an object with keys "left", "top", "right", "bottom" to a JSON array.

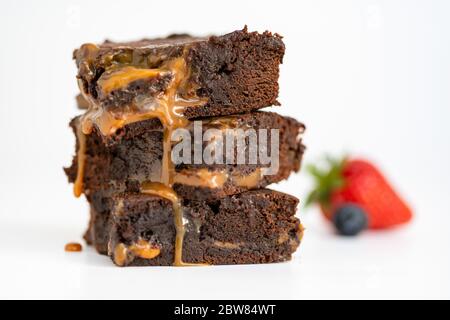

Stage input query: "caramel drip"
[
  {"left": 157, "top": 58, "right": 192, "bottom": 185},
  {"left": 80, "top": 106, "right": 170, "bottom": 137},
  {"left": 73, "top": 120, "right": 87, "bottom": 198},
  {"left": 79, "top": 57, "right": 201, "bottom": 137},
  {"left": 98, "top": 67, "right": 165, "bottom": 95},
  {"left": 174, "top": 169, "right": 229, "bottom": 189},
  {"left": 75, "top": 51, "right": 207, "bottom": 266},
  {"left": 133, "top": 56, "right": 206, "bottom": 266},
  {"left": 141, "top": 182, "right": 197, "bottom": 266},
  {"left": 233, "top": 168, "right": 263, "bottom": 188},
  {"left": 65, "top": 242, "right": 83, "bottom": 252}
]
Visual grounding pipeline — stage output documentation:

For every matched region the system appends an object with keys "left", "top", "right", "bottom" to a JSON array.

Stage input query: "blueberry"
[{"left": 332, "top": 204, "right": 368, "bottom": 236}]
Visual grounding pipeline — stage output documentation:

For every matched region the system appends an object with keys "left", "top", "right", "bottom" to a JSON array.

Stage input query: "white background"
[{"left": 0, "top": 0, "right": 449, "bottom": 299}]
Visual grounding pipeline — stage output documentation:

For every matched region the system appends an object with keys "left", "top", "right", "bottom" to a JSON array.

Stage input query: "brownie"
[
  {"left": 67, "top": 27, "right": 306, "bottom": 268},
  {"left": 65, "top": 112, "right": 306, "bottom": 201},
  {"left": 74, "top": 27, "right": 285, "bottom": 125},
  {"left": 85, "top": 189, "right": 303, "bottom": 266},
  {"left": 83, "top": 190, "right": 115, "bottom": 254}
]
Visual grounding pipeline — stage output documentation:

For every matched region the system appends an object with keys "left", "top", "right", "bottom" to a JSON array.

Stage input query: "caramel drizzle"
[
  {"left": 98, "top": 67, "right": 165, "bottom": 95},
  {"left": 232, "top": 168, "right": 263, "bottom": 188},
  {"left": 75, "top": 49, "right": 206, "bottom": 266},
  {"left": 113, "top": 238, "right": 161, "bottom": 266},
  {"left": 129, "top": 239, "right": 161, "bottom": 260},
  {"left": 73, "top": 120, "right": 87, "bottom": 198},
  {"left": 140, "top": 182, "right": 195, "bottom": 266},
  {"left": 173, "top": 168, "right": 263, "bottom": 189},
  {"left": 174, "top": 169, "right": 229, "bottom": 189}
]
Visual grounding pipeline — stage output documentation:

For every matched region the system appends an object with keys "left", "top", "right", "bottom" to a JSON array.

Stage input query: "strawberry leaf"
[{"left": 305, "top": 155, "right": 347, "bottom": 208}]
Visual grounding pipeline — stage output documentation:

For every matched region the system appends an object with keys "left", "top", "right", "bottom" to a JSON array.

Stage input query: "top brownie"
[{"left": 74, "top": 27, "right": 285, "bottom": 121}]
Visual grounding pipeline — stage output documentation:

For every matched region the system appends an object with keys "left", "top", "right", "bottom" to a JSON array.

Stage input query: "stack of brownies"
[{"left": 65, "top": 27, "right": 306, "bottom": 266}]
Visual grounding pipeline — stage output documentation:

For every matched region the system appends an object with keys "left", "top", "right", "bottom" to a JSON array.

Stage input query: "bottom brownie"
[{"left": 85, "top": 189, "right": 303, "bottom": 266}]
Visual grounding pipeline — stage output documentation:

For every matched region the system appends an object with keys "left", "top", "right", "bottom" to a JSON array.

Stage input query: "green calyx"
[{"left": 305, "top": 155, "right": 347, "bottom": 209}]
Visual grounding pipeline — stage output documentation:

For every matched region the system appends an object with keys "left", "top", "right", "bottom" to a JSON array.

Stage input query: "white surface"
[{"left": 0, "top": 0, "right": 449, "bottom": 299}]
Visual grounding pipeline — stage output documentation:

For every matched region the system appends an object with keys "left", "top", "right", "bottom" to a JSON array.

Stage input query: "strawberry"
[{"left": 306, "top": 156, "right": 413, "bottom": 229}]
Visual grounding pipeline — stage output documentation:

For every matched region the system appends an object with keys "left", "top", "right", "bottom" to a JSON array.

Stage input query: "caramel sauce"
[
  {"left": 129, "top": 239, "right": 161, "bottom": 260},
  {"left": 77, "top": 43, "right": 99, "bottom": 59},
  {"left": 65, "top": 242, "right": 83, "bottom": 252},
  {"left": 74, "top": 50, "right": 208, "bottom": 266},
  {"left": 75, "top": 43, "right": 100, "bottom": 71},
  {"left": 140, "top": 182, "right": 188, "bottom": 266},
  {"left": 78, "top": 57, "right": 201, "bottom": 137},
  {"left": 172, "top": 168, "right": 263, "bottom": 190},
  {"left": 113, "top": 243, "right": 128, "bottom": 266},
  {"left": 297, "top": 224, "right": 305, "bottom": 243},
  {"left": 73, "top": 120, "right": 86, "bottom": 198},
  {"left": 232, "top": 168, "right": 263, "bottom": 188},
  {"left": 206, "top": 117, "right": 238, "bottom": 128},
  {"left": 174, "top": 169, "right": 229, "bottom": 189},
  {"left": 80, "top": 105, "right": 166, "bottom": 136},
  {"left": 277, "top": 232, "right": 290, "bottom": 245},
  {"left": 98, "top": 67, "right": 165, "bottom": 95},
  {"left": 133, "top": 57, "right": 207, "bottom": 266},
  {"left": 111, "top": 239, "right": 167, "bottom": 266},
  {"left": 213, "top": 241, "right": 241, "bottom": 249}
]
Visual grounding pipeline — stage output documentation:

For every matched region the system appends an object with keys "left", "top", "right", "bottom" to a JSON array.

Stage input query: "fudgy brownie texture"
[
  {"left": 65, "top": 112, "right": 305, "bottom": 201},
  {"left": 74, "top": 27, "right": 285, "bottom": 119},
  {"left": 83, "top": 190, "right": 115, "bottom": 254},
  {"left": 86, "top": 189, "right": 302, "bottom": 266},
  {"left": 68, "top": 27, "right": 306, "bottom": 267}
]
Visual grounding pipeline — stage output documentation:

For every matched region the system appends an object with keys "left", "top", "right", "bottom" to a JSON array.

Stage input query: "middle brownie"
[{"left": 65, "top": 111, "right": 305, "bottom": 201}]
